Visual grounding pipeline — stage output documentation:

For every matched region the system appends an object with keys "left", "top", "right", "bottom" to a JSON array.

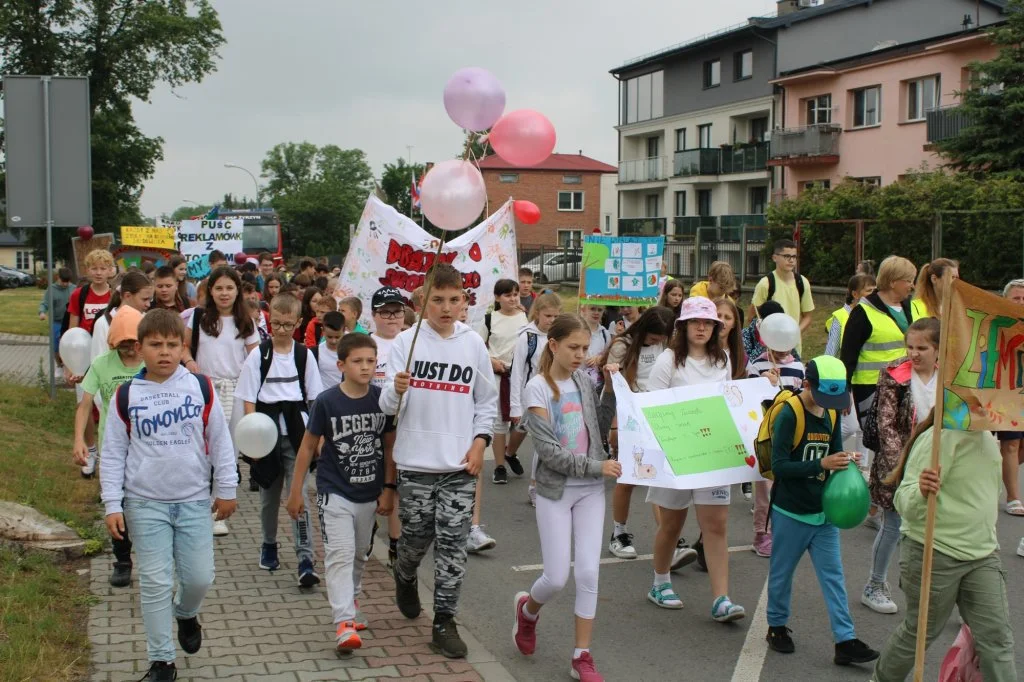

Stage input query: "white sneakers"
[
  {"left": 861, "top": 582, "right": 898, "bottom": 614},
  {"left": 608, "top": 533, "right": 637, "bottom": 559},
  {"left": 1017, "top": 538, "right": 1024, "bottom": 558},
  {"left": 80, "top": 449, "right": 97, "bottom": 478},
  {"left": 468, "top": 525, "right": 496, "bottom": 553}
]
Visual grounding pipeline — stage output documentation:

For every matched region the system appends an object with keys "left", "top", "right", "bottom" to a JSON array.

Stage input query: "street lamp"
[
  {"left": 182, "top": 198, "right": 200, "bottom": 206},
  {"left": 224, "top": 162, "right": 261, "bottom": 207}
]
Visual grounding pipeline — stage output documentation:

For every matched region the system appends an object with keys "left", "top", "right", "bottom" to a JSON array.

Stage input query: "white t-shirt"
[
  {"left": 371, "top": 334, "right": 396, "bottom": 389},
  {"left": 487, "top": 311, "right": 528, "bottom": 367},
  {"left": 647, "top": 349, "right": 731, "bottom": 391},
  {"left": 235, "top": 342, "right": 324, "bottom": 434},
  {"left": 524, "top": 375, "right": 597, "bottom": 487},
  {"left": 605, "top": 338, "right": 664, "bottom": 392},
  {"left": 186, "top": 312, "right": 259, "bottom": 380},
  {"left": 317, "top": 344, "right": 343, "bottom": 389},
  {"left": 911, "top": 370, "right": 937, "bottom": 425}
]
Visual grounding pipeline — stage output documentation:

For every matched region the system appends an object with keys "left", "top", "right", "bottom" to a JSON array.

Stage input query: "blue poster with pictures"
[{"left": 579, "top": 235, "right": 664, "bottom": 307}]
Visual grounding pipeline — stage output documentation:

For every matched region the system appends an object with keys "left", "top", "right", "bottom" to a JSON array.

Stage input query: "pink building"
[{"left": 769, "top": 28, "right": 998, "bottom": 197}]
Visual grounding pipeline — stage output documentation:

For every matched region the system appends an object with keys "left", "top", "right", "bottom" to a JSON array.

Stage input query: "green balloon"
[{"left": 822, "top": 466, "right": 871, "bottom": 530}]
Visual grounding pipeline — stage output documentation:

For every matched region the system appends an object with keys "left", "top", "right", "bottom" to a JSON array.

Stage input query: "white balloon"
[
  {"left": 759, "top": 313, "right": 801, "bottom": 353},
  {"left": 234, "top": 412, "right": 278, "bottom": 459},
  {"left": 59, "top": 327, "right": 93, "bottom": 376}
]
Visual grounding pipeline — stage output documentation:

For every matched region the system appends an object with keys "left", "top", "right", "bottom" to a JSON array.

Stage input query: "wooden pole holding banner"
[{"left": 912, "top": 275, "right": 954, "bottom": 682}]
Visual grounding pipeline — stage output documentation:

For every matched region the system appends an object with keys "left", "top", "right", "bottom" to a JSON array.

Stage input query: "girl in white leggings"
[{"left": 513, "top": 314, "right": 620, "bottom": 682}]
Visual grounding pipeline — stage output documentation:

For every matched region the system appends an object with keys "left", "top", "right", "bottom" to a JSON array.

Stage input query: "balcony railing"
[
  {"left": 673, "top": 142, "right": 770, "bottom": 177},
  {"left": 618, "top": 157, "right": 668, "bottom": 183},
  {"left": 672, "top": 216, "right": 718, "bottom": 237},
  {"left": 618, "top": 217, "right": 667, "bottom": 235},
  {"left": 769, "top": 124, "right": 841, "bottom": 164},
  {"left": 926, "top": 106, "right": 974, "bottom": 143},
  {"left": 674, "top": 149, "right": 720, "bottom": 176},
  {"left": 720, "top": 142, "right": 770, "bottom": 174}
]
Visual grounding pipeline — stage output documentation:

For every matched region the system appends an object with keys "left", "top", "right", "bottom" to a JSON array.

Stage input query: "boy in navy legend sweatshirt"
[
  {"left": 100, "top": 309, "right": 237, "bottom": 682},
  {"left": 380, "top": 263, "right": 498, "bottom": 659}
]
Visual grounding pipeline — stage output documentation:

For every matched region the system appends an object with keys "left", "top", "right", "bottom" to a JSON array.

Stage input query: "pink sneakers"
[
  {"left": 571, "top": 651, "right": 604, "bottom": 681},
  {"left": 513, "top": 591, "right": 537, "bottom": 655},
  {"left": 753, "top": 532, "right": 773, "bottom": 558}
]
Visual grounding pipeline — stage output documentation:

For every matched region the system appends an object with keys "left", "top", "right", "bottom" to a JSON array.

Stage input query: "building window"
[
  {"left": 734, "top": 50, "right": 753, "bottom": 81},
  {"left": 646, "top": 137, "right": 660, "bottom": 158},
  {"left": 674, "top": 128, "right": 686, "bottom": 152},
  {"left": 805, "top": 94, "right": 832, "bottom": 125},
  {"left": 498, "top": 173, "right": 519, "bottom": 183},
  {"left": 749, "top": 187, "right": 768, "bottom": 214},
  {"left": 851, "top": 176, "right": 882, "bottom": 187},
  {"left": 621, "top": 70, "right": 664, "bottom": 124},
  {"left": 696, "top": 189, "right": 712, "bottom": 217},
  {"left": 15, "top": 251, "right": 31, "bottom": 270},
  {"left": 645, "top": 194, "right": 660, "bottom": 218},
  {"left": 750, "top": 117, "right": 769, "bottom": 142},
  {"left": 852, "top": 86, "right": 881, "bottom": 127},
  {"left": 557, "top": 191, "right": 584, "bottom": 211},
  {"left": 557, "top": 229, "right": 582, "bottom": 248},
  {"left": 803, "top": 179, "right": 832, "bottom": 191},
  {"left": 604, "top": 215, "right": 611, "bottom": 233},
  {"left": 698, "top": 124, "right": 713, "bottom": 148},
  {"left": 702, "top": 59, "right": 721, "bottom": 89},
  {"left": 907, "top": 76, "right": 940, "bottom": 121},
  {"left": 562, "top": 174, "right": 582, "bottom": 184},
  {"left": 674, "top": 191, "right": 687, "bottom": 217}
]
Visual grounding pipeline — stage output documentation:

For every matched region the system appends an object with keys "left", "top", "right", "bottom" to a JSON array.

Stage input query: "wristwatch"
[{"left": 474, "top": 433, "right": 493, "bottom": 447}]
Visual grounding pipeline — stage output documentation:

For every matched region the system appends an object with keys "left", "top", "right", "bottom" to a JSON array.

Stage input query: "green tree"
[
  {"left": 0, "top": 0, "right": 224, "bottom": 262},
  {"left": 260, "top": 142, "right": 373, "bottom": 256},
  {"left": 935, "top": 0, "right": 1024, "bottom": 174},
  {"left": 169, "top": 204, "right": 213, "bottom": 222}
]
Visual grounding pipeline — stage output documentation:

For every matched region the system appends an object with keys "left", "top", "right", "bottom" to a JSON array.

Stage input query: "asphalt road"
[{"left": 406, "top": 446, "right": 1024, "bottom": 682}]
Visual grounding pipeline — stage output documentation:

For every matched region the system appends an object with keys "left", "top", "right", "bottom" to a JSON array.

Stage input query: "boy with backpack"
[
  {"left": 39, "top": 266, "right": 74, "bottom": 375},
  {"left": 380, "top": 263, "right": 498, "bottom": 659},
  {"left": 236, "top": 293, "right": 324, "bottom": 587},
  {"left": 100, "top": 309, "right": 237, "bottom": 682},
  {"left": 749, "top": 239, "right": 814, "bottom": 356},
  {"left": 761, "top": 355, "right": 879, "bottom": 667},
  {"left": 285, "top": 333, "right": 397, "bottom": 653}
]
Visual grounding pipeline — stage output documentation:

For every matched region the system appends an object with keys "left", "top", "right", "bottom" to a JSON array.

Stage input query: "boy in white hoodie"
[
  {"left": 100, "top": 309, "right": 237, "bottom": 682},
  {"left": 380, "top": 263, "right": 498, "bottom": 659}
]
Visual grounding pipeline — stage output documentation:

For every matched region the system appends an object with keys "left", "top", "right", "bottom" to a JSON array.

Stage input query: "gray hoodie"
[{"left": 520, "top": 369, "right": 616, "bottom": 501}]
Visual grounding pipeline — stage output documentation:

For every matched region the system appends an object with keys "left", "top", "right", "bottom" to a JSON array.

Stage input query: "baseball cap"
[
  {"left": 372, "top": 286, "right": 407, "bottom": 310},
  {"left": 805, "top": 355, "right": 850, "bottom": 410},
  {"left": 108, "top": 306, "right": 143, "bottom": 349}
]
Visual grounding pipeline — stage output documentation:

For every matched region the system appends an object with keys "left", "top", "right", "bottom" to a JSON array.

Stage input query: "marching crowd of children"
[{"left": 48, "top": 246, "right": 1023, "bottom": 682}]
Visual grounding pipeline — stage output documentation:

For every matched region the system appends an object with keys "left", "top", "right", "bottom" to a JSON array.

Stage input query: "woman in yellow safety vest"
[
  {"left": 840, "top": 256, "right": 917, "bottom": 425},
  {"left": 910, "top": 258, "right": 958, "bottom": 320},
  {"left": 824, "top": 273, "right": 876, "bottom": 357}
]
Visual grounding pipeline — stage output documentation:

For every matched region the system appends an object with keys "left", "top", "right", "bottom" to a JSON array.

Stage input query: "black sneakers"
[
  {"left": 430, "top": 613, "right": 467, "bottom": 658},
  {"left": 395, "top": 573, "right": 421, "bottom": 619},
  {"left": 109, "top": 561, "right": 132, "bottom": 588},
  {"left": 694, "top": 534, "right": 708, "bottom": 572},
  {"left": 767, "top": 626, "right": 795, "bottom": 654},
  {"left": 176, "top": 616, "right": 202, "bottom": 654},
  {"left": 142, "top": 661, "right": 177, "bottom": 681},
  {"left": 492, "top": 465, "right": 508, "bottom": 484},
  {"left": 387, "top": 538, "right": 398, "bottom": 575},
  {"left": 834, "top": 638, "right": 880, "bottom": 666},
  {"left": 506, "top": 453, "right": 525, "bottom": 476}
]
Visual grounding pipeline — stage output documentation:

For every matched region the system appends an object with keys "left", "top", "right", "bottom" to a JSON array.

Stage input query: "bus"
[{"left": 213, "top": 207, "right": 284, "bottom": 264}]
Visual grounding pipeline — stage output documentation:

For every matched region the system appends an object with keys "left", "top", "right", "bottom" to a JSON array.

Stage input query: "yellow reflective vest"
[
  {"left": 852, "top": 299, "right": 908, "bottom": 385},
  {"left": 825, "top": 306, "right": 851, "bottom": 336},
  {"left": 910, "top": 298, "right": 932, "bottom": 320}
]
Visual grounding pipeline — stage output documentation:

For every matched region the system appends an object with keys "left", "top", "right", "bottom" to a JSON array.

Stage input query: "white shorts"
[{"left": 646, "top": 485, "right": 731, "bottom": 510}]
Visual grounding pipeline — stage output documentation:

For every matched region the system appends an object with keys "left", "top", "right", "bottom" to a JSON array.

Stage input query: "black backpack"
[
  {"left": 257, "top": 339, "right": 310, "bottom": 402},
  {"left": 115, "top": 372, "right": 214, "bottom": 441},
  {"left": 766, "top": 271, "right": 805, "bottom": 302}
]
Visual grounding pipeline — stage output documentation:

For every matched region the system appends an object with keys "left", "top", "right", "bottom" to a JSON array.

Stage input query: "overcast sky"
[{"left": 137, "top": 0, "right": 777, "bottom": 216}]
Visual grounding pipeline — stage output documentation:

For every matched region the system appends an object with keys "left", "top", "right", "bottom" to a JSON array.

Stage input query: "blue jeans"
[
  {"left": 870, "top": 508, "right": 901, "bottom": 584},
  {"left": 767, "top": 508, "right": 856, "bottom": 643},
  {"left": 51, "top": 322, "right": 61, "bottom": 357},
  {"left": 123, "top": 498, "right": 215, "bottom": 663}
]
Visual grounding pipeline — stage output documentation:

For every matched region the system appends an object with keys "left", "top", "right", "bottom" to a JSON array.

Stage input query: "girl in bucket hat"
[{"left": 644, "top": 297, "right": 746, "bottom": 623}]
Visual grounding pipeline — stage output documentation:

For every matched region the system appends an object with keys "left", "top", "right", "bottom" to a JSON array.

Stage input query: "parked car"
[
  {"left": 522, "top": 250, "right": 582, "bottom": 284},
  {"left": 0, "top": 266, "right": 35, "bottom": 286}
]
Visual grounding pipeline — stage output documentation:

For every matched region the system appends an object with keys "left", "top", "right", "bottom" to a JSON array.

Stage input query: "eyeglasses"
[
  {"left": 375, "top": 310, "right": 403, "bottom": 320},
  {"left": 271, "top": 321, "right": 297, "bottom": 331},
  {"left": 776, "top": 254, "right": 798, "bottom": 261}
]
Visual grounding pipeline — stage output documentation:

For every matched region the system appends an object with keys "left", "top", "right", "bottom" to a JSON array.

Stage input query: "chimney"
[
  {"left": 777, "top": 0, "right": 800, "bottom": 15},
  {"left": 578, "top": 149, "right": 583, "bottom": 155}
]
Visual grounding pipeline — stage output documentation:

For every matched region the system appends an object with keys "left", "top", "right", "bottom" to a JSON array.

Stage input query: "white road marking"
[
  {"left": 731, "top": 577, "right": 770, "bottom": 682},
  {"left": 510, "top": 544, "right": 755, "bottom": 572}
]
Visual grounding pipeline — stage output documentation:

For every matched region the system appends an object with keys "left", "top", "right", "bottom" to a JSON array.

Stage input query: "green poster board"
[{"left": 641, "top": 395, "right": 748, "bottom": 476}]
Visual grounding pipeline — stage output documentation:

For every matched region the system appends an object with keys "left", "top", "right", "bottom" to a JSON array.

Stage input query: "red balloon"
[
  {"left": 234, "top": 251, "right": 248, "bottom": 265},
  {"left": 513, "top": 200, "right": 541, "bottom": 225},
  {"left": 77, "top": 225, "right": 94, "bottom": 240}
]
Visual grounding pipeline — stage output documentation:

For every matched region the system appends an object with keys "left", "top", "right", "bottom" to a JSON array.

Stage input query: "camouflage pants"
[{"left": 395, "top": 470, "right": 476, "bottom": 616}]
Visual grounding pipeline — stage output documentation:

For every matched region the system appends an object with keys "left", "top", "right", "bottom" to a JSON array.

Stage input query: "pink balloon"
[
  {"left": 420, "top": 160, "right": 487, "bottom": 232},
  {"left": 234, "top": 251, "right": 248, "bottom": 265},
  {"left": 77, "top": 225, "right": 94, "bottom": 240},
  {"left": 443, "top": 67, "right": 506, "bottom": 132},
  {"left": 489, "top": 110, "right": 556, "bottom": 167}
]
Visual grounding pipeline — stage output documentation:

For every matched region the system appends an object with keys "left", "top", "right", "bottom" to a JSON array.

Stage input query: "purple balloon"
[{"left": 443, "top": 67, "right": 506, "bottom": 132}]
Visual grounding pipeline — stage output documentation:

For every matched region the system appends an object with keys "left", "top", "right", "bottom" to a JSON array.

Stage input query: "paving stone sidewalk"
[{"left": 88, "top": 480, "right": 513, "bottom": 681}]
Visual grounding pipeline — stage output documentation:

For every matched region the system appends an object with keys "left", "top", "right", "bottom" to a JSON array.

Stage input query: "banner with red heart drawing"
[
  {"left": 612, "top": 373, "right": 775, "bottom": 489},
  {"left": 337, "top": 195, "right": 519, "bottom": 331}
]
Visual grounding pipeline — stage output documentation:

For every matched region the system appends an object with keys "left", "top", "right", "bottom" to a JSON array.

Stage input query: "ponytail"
[
  {"left": 102, "top": 271, "right": 150, "bottom": 322},
  {"left": 915, "top": 258, "right": 958, "bottom": 319}
]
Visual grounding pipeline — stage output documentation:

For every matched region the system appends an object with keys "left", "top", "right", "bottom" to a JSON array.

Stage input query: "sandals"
[{"left": 1005, "top": 499, "right": 1024, "bottom": 516}]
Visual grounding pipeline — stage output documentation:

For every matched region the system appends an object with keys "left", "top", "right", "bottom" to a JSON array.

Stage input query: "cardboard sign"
[
  {"left": 942, "top": 279, "right": 1024, "bottom": 431},
  {"left": 176, "top": 219, "right": 243, "bottom": 279},
  {"left": 121, "top": 226, "right": 176, "bottom": 250},
  {"left": 70, "top": 233, "right": 115, "bottom": 278},
  {"left": 579, "top": 235, "right": 664, "bottom": 307}
]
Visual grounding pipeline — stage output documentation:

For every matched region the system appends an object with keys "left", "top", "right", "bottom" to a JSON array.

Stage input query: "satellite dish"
[{"left": 872, "top": 39, "right": 900, "bottom": 51}]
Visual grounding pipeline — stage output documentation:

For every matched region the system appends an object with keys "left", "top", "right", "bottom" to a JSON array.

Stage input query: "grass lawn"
[
  {"left": 0, "top": 382, "right": 101, "bottom": 682},
  {"left": 0, "top": 287, "right": 48, "bottom": 336}
]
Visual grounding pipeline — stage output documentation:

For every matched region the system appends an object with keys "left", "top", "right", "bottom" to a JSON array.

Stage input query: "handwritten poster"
[
  {"left": 176, "top": 219, "right": 244, "bottom": 279},
  {"left": 580, "top": 235, "right": 664, "bottom": 307},
  {"left": 942, "top": 279, "right": 1024, "bottom": 431},
  {"left": 121, "top": 226, "right": 176, "bottom": 250},
  {"left": 613, "top": 373, "right": 775, "bottom": 490}
]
